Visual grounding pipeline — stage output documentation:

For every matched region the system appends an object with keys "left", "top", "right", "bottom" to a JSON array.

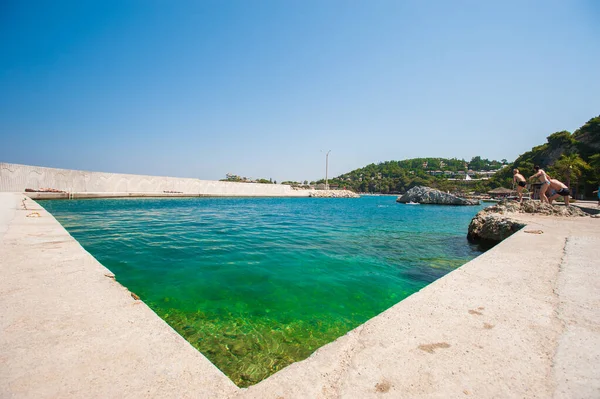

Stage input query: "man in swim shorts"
[
  {"left": 547, "top": 178, "right": 570, "bottom": 206},
  {"left": 513, "top": 169, "right": 527, "bottom": 202},
  {"left": 529, "top": 165, "right": 551, "bottom": 203}
]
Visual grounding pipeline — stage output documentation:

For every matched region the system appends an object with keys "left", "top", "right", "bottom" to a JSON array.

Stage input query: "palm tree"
[{"left": 553, "top": 154, "right": 589, "bottom": 188}]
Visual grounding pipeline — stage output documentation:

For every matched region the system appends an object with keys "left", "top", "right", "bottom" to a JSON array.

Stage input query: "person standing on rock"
[
  {"left": 512, "top": 169, "right": 527, "bottom": 202},
  {"left": 529, "top": 166, "right": 551, "bottom": 204},
  {"left": 547, "top": 178, "right": 570, "bottom": 206}
]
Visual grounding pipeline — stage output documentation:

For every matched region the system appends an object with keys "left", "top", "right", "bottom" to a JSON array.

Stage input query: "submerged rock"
[{"left": 396, "top": 186, "right": 479, "bottom": 205}]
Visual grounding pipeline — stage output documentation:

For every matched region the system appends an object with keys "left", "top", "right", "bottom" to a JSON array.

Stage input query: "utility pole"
[{"left": 325, "top": 150, "right": 331, "bottom": 190}]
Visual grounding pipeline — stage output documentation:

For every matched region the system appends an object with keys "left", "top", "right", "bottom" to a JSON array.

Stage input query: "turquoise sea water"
[{"left": 41, "top": 196, "right": 485, "bottom": 386}]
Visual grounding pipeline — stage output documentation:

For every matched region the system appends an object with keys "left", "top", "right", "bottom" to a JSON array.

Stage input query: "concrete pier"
[
  {"left": 0, "top": 193, "right": 238, "bottom": 398},
  {"left": 1, "top": 192, "right": 599, "bottom": 398}
]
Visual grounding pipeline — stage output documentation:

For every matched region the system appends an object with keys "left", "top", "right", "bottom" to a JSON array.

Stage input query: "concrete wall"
[{"left": 0, "top": 163, "right": 305, "bottom": 197}]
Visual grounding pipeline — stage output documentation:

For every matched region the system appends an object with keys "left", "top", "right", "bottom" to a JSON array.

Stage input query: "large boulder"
[
  {"left": 467, "top": 213, "right": 525, "bottom": 245},
  {"left": 396, "top": 186, "right": 479, "bottom": 205}
]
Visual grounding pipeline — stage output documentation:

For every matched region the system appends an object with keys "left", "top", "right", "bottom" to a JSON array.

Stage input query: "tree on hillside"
[
  {"left": 551, "top": 154, "right": 589, "bottom": 188},
  {"left": 586, "top": 154, "right": 600, "bottom": 186},
  {"left": 573, "top": 115, "right": 600, "bottom": 159},
  {"left": 546, "top": 131, "right": 575, "bottom": 149}
]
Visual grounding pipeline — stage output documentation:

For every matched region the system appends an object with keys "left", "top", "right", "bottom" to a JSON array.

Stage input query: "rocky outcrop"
[
  {"left": 309, "top": 190, "right": 360, "bottom": 198},
  {"left": 467, "top": 213, "right": 526, "bottom": 245},
  {"left": 520, "top": 200, "right": 588, "bottom": 216},
  {"left": 467, "top": 199, "right": 588, "bottom": 245},
  {"left": 396, "top": 186, "right": 479, "bottom": 205}
]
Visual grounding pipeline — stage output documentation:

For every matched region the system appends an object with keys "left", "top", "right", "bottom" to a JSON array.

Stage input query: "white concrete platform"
[
  {"left": 1, "top": 193, "right": 599, "bottom": 398},
  {"left": 0, "top": 194, "right": 237, "bottom": 398}
]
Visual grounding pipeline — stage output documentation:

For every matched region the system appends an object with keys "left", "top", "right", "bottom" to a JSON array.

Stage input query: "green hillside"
[
  {"left": 319, "top": 114, "right": 599, "bottom": 197},
  {"left": 321, "top": 157, "right": 505, "bottom": 194},
  {"left": 490, "top": 115, "right": 600, "bottom": 198}
]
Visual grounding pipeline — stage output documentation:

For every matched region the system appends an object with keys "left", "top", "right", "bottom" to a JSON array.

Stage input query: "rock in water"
[{"left": 396, "top": 186, "right": 479, "bottom": 205}]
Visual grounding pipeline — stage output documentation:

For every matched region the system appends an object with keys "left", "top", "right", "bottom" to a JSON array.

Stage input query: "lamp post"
[{"left": 324, "top": 150, "right": 331, "bottom": 190}]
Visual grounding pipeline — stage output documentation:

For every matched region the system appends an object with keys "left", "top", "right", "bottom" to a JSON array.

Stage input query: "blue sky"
[{"left": 1, "top": 1, "right": 598, "bottom": 182}]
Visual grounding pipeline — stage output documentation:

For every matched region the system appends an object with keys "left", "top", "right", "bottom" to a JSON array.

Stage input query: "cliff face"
[{"left": 396, "top": 186, "right": 479, "bottom": 205}]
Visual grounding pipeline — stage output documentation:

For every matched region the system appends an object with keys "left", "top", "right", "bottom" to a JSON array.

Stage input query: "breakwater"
[{"left": 0, "top": 162, "right": 307, "bottom": 197}]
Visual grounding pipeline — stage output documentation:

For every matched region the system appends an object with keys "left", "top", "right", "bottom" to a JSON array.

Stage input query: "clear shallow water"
[{"left": 41, "top": 196, "right": 485, "bottom": 386}]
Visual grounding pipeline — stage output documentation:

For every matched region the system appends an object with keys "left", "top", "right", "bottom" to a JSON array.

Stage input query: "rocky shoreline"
[
  {"left": 467, "top": 200, "right": 588, "bottom": 246},
  {"left": 309, "top": 190, "right": 360, "bottom": 198}
]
